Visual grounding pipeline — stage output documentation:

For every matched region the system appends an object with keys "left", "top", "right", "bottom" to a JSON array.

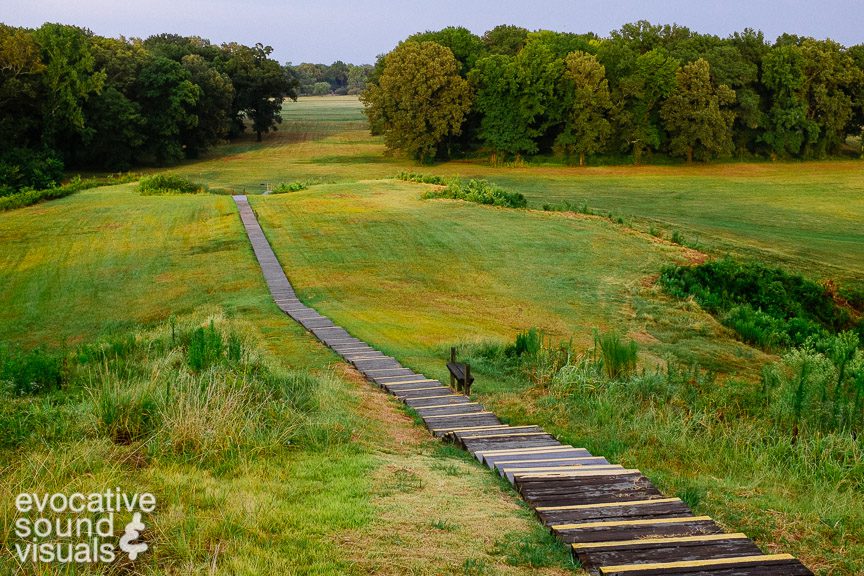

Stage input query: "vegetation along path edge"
[{"left": 232, "top": 194, "right": 815, "bottom": 576}]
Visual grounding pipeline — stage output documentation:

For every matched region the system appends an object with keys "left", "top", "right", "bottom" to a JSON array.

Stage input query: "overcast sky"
[{"left": 4, "top": 0, "right": 862, "bottom": 64}]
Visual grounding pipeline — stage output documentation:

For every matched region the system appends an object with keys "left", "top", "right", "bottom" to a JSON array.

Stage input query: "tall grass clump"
[
  {"left": 762, "top": 331, "right": 864, "bottom": 438},
  {"left": 1, "top": 315, "right": 351, "bottom": 465},
  {"left": 138, "top": 174, "right": 207, "bottom": 195},
  {"left": 423, "top": 177, "right": 527, "bottom": 208},
  {"left": 594, "top": 331, "right": 639, "bottom": 380}
]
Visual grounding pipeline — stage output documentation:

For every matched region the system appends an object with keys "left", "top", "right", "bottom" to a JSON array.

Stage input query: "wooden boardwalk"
[{"left": 233, "top": 195, "right": 814, "bottom": 576}]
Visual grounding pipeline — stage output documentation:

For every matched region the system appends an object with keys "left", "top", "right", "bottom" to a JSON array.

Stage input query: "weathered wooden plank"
[
  {"left": 518, "top": 475, "right": 663, "bottom": 508},
  {"left": 555, "top": 518, "right": 723, "bottom": 545},
  {"left": 395, "top": 387, "right": 455, "bottom": 399},
  {"left": 404, "top": 395, "right": 471, "bottom": 408},
  {"left": 480, "top": 446, "right": 588, "bottom": 466},
  {"left": 539, "top": 498, "right": 692, "bottom": 526},
  {"left": 463, "top": 437, "right": 563, "bottom": 455},
  {"left": 415, "top": 402, "right": 483, "bottom": 415},
  {"left": 577, "top": 536, "right": 763, "bottom": 572},
  {"left": 598, "top": 554, "right": 807, "bottom": 576},
  {"left": 497, "top": 457, "right": 609, "bottom": 474}
]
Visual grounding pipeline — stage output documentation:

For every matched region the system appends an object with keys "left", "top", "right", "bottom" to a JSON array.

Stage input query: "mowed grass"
[
  {"left": 0, "top": 185, "right": 578, "bottom": 574},
  {"left": 183, "top": 96, "right": 864, "bottom": 285},
  {"left": 210, "top": 97, "right": 864, "bottom": 573}
]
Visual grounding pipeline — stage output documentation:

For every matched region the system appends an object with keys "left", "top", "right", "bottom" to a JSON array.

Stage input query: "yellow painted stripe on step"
[
  {"left": 350, "top": 355, "right": 390, "bottom": 360},
  {"left": 416, "top": 402, "right": 481, "bottom": 410},
  {"left": 406, "top": 394, "right": 464, "bottom": 401},
  {"left": 476, "top": 446, "right": 584, "bottom": 457},
  {"left": 516, "top": 469, "right": 639, "bottom": 480},
  {"left": 501, "top": 464, "right": 622, "bottom": 473},
  {"left": 539, "top": 497, "right": 681, "bottom": 512},
  {"left": 599, "top": 554, "right": 796, "bottom": 574},
  {"left": 422, "top": 411, "right": 491, "bottom": 419},
  {"left": 386, "top": 379, "right": 438, "bottom": 386},
  {"left": 431, "top": 424, "right": 509, "bottom": 432},
  {"left": 571, "top": 533, "right": 748, "bottom": 551},
  {"left": 552, "top": 515, "right": 712, "bottom": 531},
  {"left": 392, "top": 386, "right": 447, "bottom": 393},
  {"left": 498, "top": 456, "right": 602, "bottom": 466}
]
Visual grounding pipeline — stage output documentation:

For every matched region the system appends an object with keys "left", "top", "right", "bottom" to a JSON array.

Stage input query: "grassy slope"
[
  {"left": 182, "top": 96, "right": 864, "bottom": 285},
  {"left": 0, "top": 183, "right": 575, "bottom": 574},
  {"left": 203, "top": 97, "right": 861, "bottom": 574}
]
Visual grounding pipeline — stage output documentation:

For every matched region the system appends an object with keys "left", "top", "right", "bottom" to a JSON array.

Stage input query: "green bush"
[
  {"left": 272, "top": 181, "right": 309, "bottom": 193},
  {"left": 395, "top": 171, "right": 446, "bottom": 185},
  {"left": 0, "top": 347, "right": 66, "bottom": 395},
  {"left": 508, "top": 328, "right": 542, "bottom": 358},
  {"left": 660, "top": 258, "right": 859, "bottom": 351},
  {"left": 0, "top": 148, "right": 64, "bottom": 194},
  {"left": 138, "top": 174, "right": 206, "bottom": 195},
  {"left": 423, "top": 177, "right": 527, "bottom": 208}
]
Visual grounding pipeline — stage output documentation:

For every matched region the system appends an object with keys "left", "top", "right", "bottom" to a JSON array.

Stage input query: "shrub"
[
  {"left": 508, "top": 328, "right": 542, "bottom": 358},
  {"left": 138, "top": 174, "right": 206, "bottom": 195},
  {"left": 423, "top": 177, "right": 527, "bottom": 208},
  {"left": 0, "top": 148, "right": 64, "bottom": 194},
  {"left": 670, "top": 230, "right": 685, "bottom": 245},
  {"left": 0, "top": 347, "right": 66, "bottom": 395},
  {"left": 660, "top": 258, "right": 858, "bottom": 350},
  {"left": 395, "top": 172, "right": 446, "bottom": 185},
  {"left": 272, "top": 181, "right": 308, "bottom": 193},
  {"left": 92, "top": 372, "right": 160, "bottom": 444}
]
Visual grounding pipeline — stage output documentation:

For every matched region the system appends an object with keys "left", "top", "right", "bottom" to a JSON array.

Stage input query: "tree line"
[
  {"left": 287, "top": 61, "right": 373, "bottom": 96},
  {"left": 0, "top": 23, "right": 297, "bottom": 194},
  {"left": 361, "top": 22, "right": 864, "bottom": 164}
]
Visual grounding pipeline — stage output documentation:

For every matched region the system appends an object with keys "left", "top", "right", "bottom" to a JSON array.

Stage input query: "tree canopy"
[
  {"left": 363, "top": 22, "right": 864, "bottom": 164},
  {"left": 0, "top": 24, "right": 295, "bottom": 194},
  {"left": 360, "top": 41, "right": 472, "bottom": 162}
]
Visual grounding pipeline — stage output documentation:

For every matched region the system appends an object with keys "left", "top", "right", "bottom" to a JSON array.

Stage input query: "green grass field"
[
  {"left": 0, "top": 179, "right": 576, "bottom": 575},
  {"left": 2, "top": 96, "right": 862, "bottom": 574}
]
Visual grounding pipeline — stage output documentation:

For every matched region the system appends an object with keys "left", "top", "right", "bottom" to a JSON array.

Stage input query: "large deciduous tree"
[
  {"left": 616, "top": 49, "right": 679, "bottom": 164},
  {"left": 761, "top": 44, "right": 815, "bottom": 159},
  {"left": 219, "top": 43, "right": 297, "bottom": 141},
  {"left": 661, "top": 58, "right": 736, "bottom": 162},
  {"left": 555, "top": 51, "right": 612, "bottom": 165},
  {"left": 360, "top": 41, "right": 472, "bottom": 162},
  {"left": 32, "top": 23, "right": 105, "bottom": 159},
  {"left": 135, "top": 56, "right": 200, "bottom": 164}
]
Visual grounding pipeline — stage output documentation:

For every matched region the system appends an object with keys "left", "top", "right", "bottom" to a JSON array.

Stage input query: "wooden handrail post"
[
  {"left": 450, "top": 346, "right": 456, "bottom": 390},
  {"left": 465, "top": 364, "right": 471, "bottom": 396}
]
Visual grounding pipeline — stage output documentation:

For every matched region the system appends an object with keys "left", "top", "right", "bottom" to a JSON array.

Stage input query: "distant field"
[{"left": 182, "top": 96, "right": 864, "bottom": 284}]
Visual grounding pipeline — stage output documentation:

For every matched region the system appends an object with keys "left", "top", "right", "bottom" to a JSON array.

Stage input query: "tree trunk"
[
  {"left": 579, "top": 151, "right": 585, "bottom": 167},
  {"left": 490, "top": 151, "right": 497, "bottom": 166},
  {"left": 687, "top": 146, "right": 693, "bottom": 164},
  {"left": 256, "top": 130, "right": 262, "bottom": 142}
]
